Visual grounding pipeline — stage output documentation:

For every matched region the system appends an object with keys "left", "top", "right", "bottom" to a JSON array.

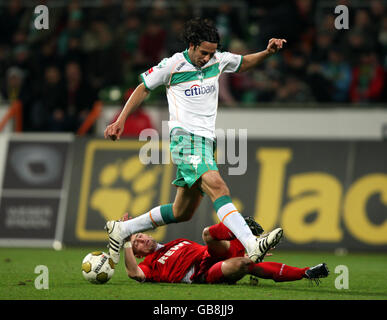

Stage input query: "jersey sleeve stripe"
[
  {"left": 140, "top": 73, "right": 152, "bottom": 91},
  {"left": 235, "top": 55, "right": 244, "bottom": 73}
]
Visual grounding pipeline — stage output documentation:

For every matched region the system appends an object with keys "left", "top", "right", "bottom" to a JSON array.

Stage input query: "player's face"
[
  {"left": 190, "top": 41, "right": 217, "bottom": 68},
  {"left": 131, "top": 233, "right": 157, "bottom": 257}
]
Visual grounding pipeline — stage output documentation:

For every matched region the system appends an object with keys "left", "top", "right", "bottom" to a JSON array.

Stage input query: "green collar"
[{"left": 183, "top": 49, "right": 194, "bottom": 65}]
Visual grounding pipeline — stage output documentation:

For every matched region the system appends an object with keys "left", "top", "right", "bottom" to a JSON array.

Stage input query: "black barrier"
[
  {"left": 0, "top": 134, "right": 73, "bottom": 247},
  {"left": 63, "top": 137, "right": 387, "bottom": 251}
]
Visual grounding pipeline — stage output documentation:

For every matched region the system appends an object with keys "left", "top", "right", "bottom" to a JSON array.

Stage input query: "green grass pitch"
[{"left": 1, "top": 247, "right": 386, "bottom": 300}]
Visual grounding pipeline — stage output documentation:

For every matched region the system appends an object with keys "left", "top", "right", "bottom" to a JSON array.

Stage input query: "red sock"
[
  {"left": 208, "top": 223, "right": 235, "bottom": 241},
  {"left": 249, "top": 262, "right": 309, "bottom": 282}
]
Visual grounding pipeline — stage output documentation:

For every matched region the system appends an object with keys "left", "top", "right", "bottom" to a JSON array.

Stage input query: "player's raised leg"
[
  {"left": 105, "top": 185, "right": 203, "bottom": 264},
  {"left": 201, "top": 217, "right": 265, "bottom": 257},
  {"left": 199, "top": 170, "right": 283, "bottom": 262}
]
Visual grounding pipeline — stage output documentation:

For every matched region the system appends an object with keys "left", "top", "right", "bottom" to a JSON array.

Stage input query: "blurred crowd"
[{"left": 0, "top": 0, "right": 386, "bottom": 132}]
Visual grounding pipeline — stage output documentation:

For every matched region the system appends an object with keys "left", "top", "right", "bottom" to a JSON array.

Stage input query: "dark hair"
[{"left": 182, "top": 17, "right": 220, "bottom": 48}]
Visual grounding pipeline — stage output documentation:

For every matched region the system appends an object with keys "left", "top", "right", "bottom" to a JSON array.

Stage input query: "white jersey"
[{"left": 140, "top": 49, "right": 243, "bottom": 139}]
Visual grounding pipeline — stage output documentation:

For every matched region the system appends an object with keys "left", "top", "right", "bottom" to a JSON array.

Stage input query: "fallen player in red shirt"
[{"left": 122, "top": 215, "right": 329, "bottom": 285}]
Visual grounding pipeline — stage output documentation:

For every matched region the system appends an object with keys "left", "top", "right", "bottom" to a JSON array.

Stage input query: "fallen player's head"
[{"left": 129, "top": 233, "right": 157, "bottom": 258}]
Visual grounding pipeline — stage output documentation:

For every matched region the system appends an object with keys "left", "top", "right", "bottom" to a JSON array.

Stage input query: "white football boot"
[
  {"left": 247, "top": 228, "right": 283, "bottom": 263},
  {"left": 104, "top": 220, "right": 125, "bottom": 264}
]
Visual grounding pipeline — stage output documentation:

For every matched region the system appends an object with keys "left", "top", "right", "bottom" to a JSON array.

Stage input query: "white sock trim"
[
  {"left": 216, "top": 202, "right": 255, "bottom": 250},
  {"left": 148, "top": 206, "right": 164, "bottom": 227},
  {"left": 120, "top": 206, "right": 165, "bottom": 237}
]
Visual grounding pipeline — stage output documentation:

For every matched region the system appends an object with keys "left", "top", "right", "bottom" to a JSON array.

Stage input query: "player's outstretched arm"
[
  {"left": 123, "top": 241, "right": 146, "bottom": 282},
  {"left": 238, "top": 38, "right": 287, "bottom": 73},
  {"left": 104, "top": 82, "right": 150, "bottom": 141}
]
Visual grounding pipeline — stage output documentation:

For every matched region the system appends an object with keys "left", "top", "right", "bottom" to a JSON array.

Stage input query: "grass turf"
[{"left": 1, "top": 247, "right": 386, "bottom": 300}]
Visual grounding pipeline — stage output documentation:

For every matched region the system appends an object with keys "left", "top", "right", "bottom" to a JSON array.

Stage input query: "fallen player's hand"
[{"left": 123, "top": 240, "right": 132, "bottom": 249}]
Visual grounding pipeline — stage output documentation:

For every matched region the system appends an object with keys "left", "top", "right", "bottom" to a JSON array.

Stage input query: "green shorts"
[{"left": 170, "top": 127, "right": 218, "bottom": 189}]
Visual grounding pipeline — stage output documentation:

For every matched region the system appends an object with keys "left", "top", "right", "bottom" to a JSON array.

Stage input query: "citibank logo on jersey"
[{"left": 184, "top": 84, "right": 215, "bottom": 97}]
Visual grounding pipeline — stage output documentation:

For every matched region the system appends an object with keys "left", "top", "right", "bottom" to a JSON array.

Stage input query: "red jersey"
[{"left": 138, "top": 238, "right": 207, "bottom": 283}]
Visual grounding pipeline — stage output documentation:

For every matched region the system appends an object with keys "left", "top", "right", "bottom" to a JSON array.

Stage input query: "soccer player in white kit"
[{"left": 104, "top": 18, "right": 287, "bottom": 265}]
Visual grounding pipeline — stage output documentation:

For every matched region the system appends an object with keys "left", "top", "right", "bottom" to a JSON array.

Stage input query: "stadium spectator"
[
  {"left": 81, "top": 21, "right": 122, "bottom": 92},
  {"left": 116, "top": 15, "right": 142, "bottom": 59},
  {"left": 377, "top": 15, "right": 387, "bottom": 102},
  {"left": 219, "top": 38, "right": 258, "bottom": 104},
  {"left": 349, "top": 51, "right": 385, "bottom": 103},
  {"left": 321, "top": 48, "right": 352, "bottom": 102},
  {"left": 1, "top": 66, "right": 26, "bottom": 104},
  {"left": 213, "top": 3, "right": 235, "bottom": 50},
  {"left": 122, "top": 213, "right": 329, "bottom": 285},
  {"left": 137, "top": 18, "right": 167, "bottom": 67},
  {"left": 165, "top": 19, "right": 186, "bottom": 57},
  {"left": 0, "top": 0, "right": 25, "bottom": 46},
  {"left": 354, "top": 9, "right": 376, "bottom": 37},
  {"left": 255, "top": 56, "right": 283, "bottom": 102},
  {"left": 2, "top": 1, "right": 387, "bottom": 132},
  {"left": 85, "top": 0, "right": 121, "bottom": 29},
  {"left": 345, "top": 29, "right": 367, "bottom": 66},
  {"left": 294, "top": 0, "right": 315, "bottom": 44},
  {"left": 10, "top": 44, "right": 34, "bottom": 76},
  {"left": 1, "top": 66, "right": 36, "bottom": 131},
  {"left": 58, "top": 61, "right": 96, "bottom": 132},
  {"left": 378, "top": 15, "right": 387, "bottom": 66},
  {"left": 283, "top": 49, "right": 308, "bottom": 80},
  {"left": 310, "top": 31, "right": 334, "bottom": 63},
  {"left": 304, "top": 62, "right": 333, "bottom": 102},
  {"left": 115, "top": 15, "right": 143, "bottom": 86},
  {"left": 38, "top": 65, "right": 67, "bottom": 131},
  {"left": 274, "top": 75, "right": 315, "bottom": 103},
  {"left": 252, "top": 1, "right": 300, "bottom": 51},
  {"left": 219, "top": 38, "right": 283, "bottom": 104},
  {"left": 57, "top": 4, "right": 84, "bottom": 64},
  {"left": 35, "top": 37, "right": 62, "bottom": 75},
  {"left": 370, "top": 0, "right": 386, "bottom": 29},
  {"left": 119, "top": 0, "right": 141, "bottom": 22},
  {"left": 0, "top": 45, "right": 11, "bottom": 91}
]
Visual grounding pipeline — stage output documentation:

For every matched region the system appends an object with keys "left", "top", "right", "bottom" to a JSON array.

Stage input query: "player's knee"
[
  {"left": 217, "top": 183, "right": 230, "bottom": 197},
  {"left": 202, "top": 172, "right": 229, "bottom": 194},
  {"left": 223, "top": 258, "right": 252, "bottom": 280},
  {"left": 211, "top": 176, "right": 229, "bottom": 195},
  {"left": 206, "top": 178, "right": 230, "bottom": 200},
  {"left": 234, "top": 258, "right": 252, "bottom": 272}
]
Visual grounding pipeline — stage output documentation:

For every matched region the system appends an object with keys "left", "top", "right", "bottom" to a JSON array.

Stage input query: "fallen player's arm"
[
  {"left": 238, "top": 38, "right": 286, "bottom": 73},
  {"left": 123, "top": 242, "right": 146, "bottom": 282}
]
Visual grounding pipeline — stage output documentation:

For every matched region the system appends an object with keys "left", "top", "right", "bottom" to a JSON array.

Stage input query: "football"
[{"left": 81, "top": 251, "right": 115, "bottom": 284}]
